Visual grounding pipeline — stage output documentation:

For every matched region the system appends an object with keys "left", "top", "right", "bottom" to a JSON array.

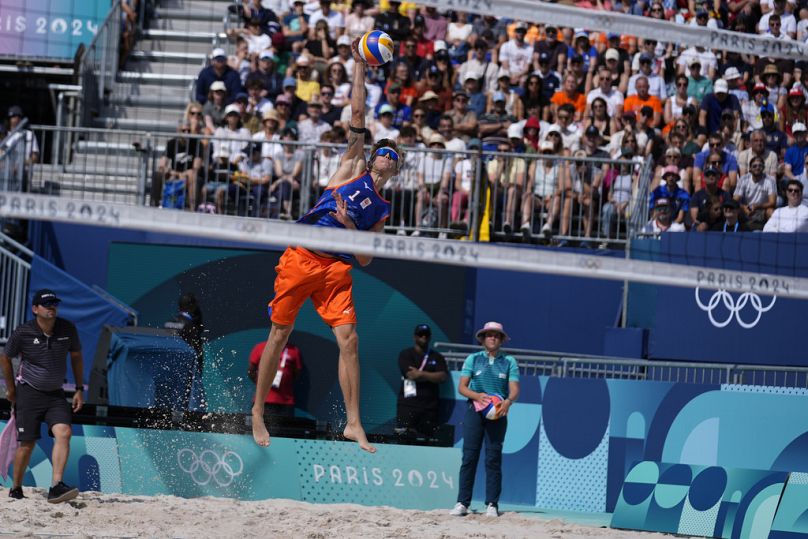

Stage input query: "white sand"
[{"left": 0, "top": 490, "right": 694, "bottom": 539}]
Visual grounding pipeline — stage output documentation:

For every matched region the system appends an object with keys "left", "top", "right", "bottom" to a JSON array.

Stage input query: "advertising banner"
[{"left": 0, "top": 0, "right": 111, "bottom": 61}]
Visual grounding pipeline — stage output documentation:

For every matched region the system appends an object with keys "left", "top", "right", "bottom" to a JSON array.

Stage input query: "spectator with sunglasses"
[
  {"left": 251, "top": 38, "right": 397, "bottom": 454},
  {"left": 734, "top": 155, "right": 778, "bottom": 229},
  {"left": 763, "top": 180, "right": 808, "bottom": 231},
  {"left": 1, "top": 290, "right": 84, "bottom": 503}
]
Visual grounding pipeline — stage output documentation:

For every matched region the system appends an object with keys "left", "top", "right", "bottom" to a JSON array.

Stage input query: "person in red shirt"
[{"left": 248, "top": 342, "right": 302, "bottom": 417}]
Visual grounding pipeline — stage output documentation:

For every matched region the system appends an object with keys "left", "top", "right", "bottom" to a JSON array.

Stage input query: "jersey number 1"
[{"left": 347, "top": 190, "right": 360, "bottom": 202}]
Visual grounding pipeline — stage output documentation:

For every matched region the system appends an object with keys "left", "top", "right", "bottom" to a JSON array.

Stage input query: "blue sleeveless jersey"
[{"left": 298, "top": 172, "right": 391, "bottom": 260}]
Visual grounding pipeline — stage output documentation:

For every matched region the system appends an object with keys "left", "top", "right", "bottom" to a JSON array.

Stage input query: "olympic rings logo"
[
  {"left": 177, "top": 448, "right": 244, "bottom": 487},
  {"left": 694, "top": 287, "right": 776, "bottom": 329}
]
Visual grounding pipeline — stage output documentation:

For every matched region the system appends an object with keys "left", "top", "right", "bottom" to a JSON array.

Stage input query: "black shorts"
[{"left": 14, "top": 383, "right": 72, "bottom": 441}]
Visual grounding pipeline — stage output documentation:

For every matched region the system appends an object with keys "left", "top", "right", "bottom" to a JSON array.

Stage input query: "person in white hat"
[
  {"left": 251, "top": 38, "right": 397, "bottom": 454},
  {"left": 785, "top": 122, "right": 808, "bottom": 181},
  {"left": 449, "top": 321, "right": 519, "bottom": 518},
  {"left": 195, "top": 47, "right": 243, "bottom": 104}
]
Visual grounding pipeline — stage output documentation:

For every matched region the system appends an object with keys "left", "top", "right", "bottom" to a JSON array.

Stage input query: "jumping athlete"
[{"left": 251, "top": 38, "right": 401, "bottom": 453}]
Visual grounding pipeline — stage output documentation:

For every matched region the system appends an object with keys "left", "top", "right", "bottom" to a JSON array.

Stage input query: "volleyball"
[
  {"left": 359, "top": 30, "right": 394, "bottom": 67},
  {"left": 480, "top": 394, "right": 505, "bottom": 420}
]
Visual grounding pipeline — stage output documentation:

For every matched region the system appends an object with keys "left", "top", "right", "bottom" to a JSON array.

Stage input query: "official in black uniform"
[
  {"left": 0, "top": 289, "right": 83, "bottom": 503},
  {"left": 396, "top": 324, "right": 448, "bottom": 436}
]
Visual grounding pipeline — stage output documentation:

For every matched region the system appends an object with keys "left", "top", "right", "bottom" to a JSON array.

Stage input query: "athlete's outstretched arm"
[{"left": 328, "top": 40, "right": 368, "bottom": 187}]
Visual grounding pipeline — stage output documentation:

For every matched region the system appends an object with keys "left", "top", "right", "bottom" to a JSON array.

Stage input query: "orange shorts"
[{"left": 269, "top": 247, "right": 357, "bottom": 327}]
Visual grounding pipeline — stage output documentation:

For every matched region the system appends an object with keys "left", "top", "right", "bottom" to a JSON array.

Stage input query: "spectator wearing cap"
[
  {"left": 195, "top": 47, "right": 244, "bottom": 105},
  {"left": 597, "top": 46, "right": 629, "bottom": 96},
  {"left": 461, "top": 74, "right": 487, "bottom": 118},
  {"left": 712, "top": 199, "right": 751, "bottom": 231},
  {"left": 202, "top": 81, "right": 229, "bottom": 134},
  {"left": 499, "top": 22, "right": 533, "bottom": 85},
  {"left": 761, "top": 101, "right": 789, "bottom": 156},
  {"left": 568, "top": 30, "right": 597, "bottom": 75},
  {"left": 233, "top": 141, "right": 273, "bottom": 216},
  {"left": 686, "top": 59, "right": 713, "bottom": 102},
  {"left": 623, "top": 77, "right": 663, "bottom": 128},
  {"left": 409, "top": 15, "right": 436, "bottom": 59},
  {"left": 414, "top": 133, "right": 452, "bottom": 235},
  {"left": 533, "top": 50, "right": 562, "bottom": 103},
  {"left": 723, "top": 67, "right": 749, "bottom": 106},
  {"left": 329, "top": 36, "right": 355, "bottom": 80},
  {"left": 297, "top": 95, "right": 331, "bottom": 143},
  {"left": 480, "top": 92, "right": 518, "bottom": 148},
  {"left": 763, "top": 179, "right": 808, "bottom": 231},
  {"left": 307, "top": 0, "right": 343, "bottom": 40},
  {"left": 785, "top": 122, "right": 808, "bottom": 178},
  {"left": 587, "top": 65, "right": 625, "bottom": 119},
  {"left": 759, "top": 0, "right": 797, "bottom": 38},
  {"left": 783, "top": 86, "right": 807, "bottom": 139},
  {"left": 395, "top": 323, "right": 448, "bottom": 437},
  {"left": 417, "top": 91, "right": 443, "bottom": 130},
  {"left": 734, "top": 154, "right": 778, "bottom": 229},
  {"left": 642, "top": 197, "right": 686, "bottom": 234},
  {"left": 550, "top": 72, "right": 586, "bottom": 122},
  {"left": 446, "top": 89, "right": 478, "bottom": 143},
  {"left": 628, "top": 52, "right": 667, "bottom": 102},
  {"left": 739, "top": 129, "right": 779, "bottom": 177},
  {"left": 418, "top": 65, "right": 453, "bottom": 112},
  {"left": 291, "top": 54, "right": 320, "bottom": 103},
  {"left": 4, "top": 106, "right": 39, "bottom": 167},
  {"left": 691, "top": 162, "right": 732, "bottom": 231},
  {"left": 374, "top": 0, "right": 411, "bottom": 42},
  {"left": 344, "top": 0, "right": 373, "bottom": 39},
  {"left": 699, "top": 79, "right": 742, "bottom": 134},
  {"left": 371, "top": 104, "right": 401, "bottom": 143},
  {"left": 247, "top": 50, "right": 284, "bottom": 100},
  {"left": 282, "top": 0, "right": 309, "bottom": 52},
  {"left": 273, "top": 93, "right": 298, "bottom": 131},
  {"left": 547, "top": 103, "right": 582, "bottom": 154},
  {"left": 677, "top": 45, "right": 717, "bottom": 79},
  {"left": 650, "top": 166, "right": 690, "bottom": 224},
  {"left": 450, "top": 321, "right": 519, "bottom": 519},
  {"left": 375, "top": 83, "right": 412, "bottom": 128}
]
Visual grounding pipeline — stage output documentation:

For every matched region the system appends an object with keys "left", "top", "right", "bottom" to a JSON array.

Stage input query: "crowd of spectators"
[{"left": 155, "top": 0, "right": 808, "bottom": 240}]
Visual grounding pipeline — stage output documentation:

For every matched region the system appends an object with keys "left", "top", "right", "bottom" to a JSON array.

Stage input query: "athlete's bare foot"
[
  {"left": 252, "top": 412, "right": 270, "bottom": 447},
  {"left": 343, "top": 423, "right": 376, "bottom": 453}
]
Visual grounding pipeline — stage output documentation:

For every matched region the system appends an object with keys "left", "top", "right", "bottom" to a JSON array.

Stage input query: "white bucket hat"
[{"left": 476, "top": 321, "right": 509, "bottom": 343}]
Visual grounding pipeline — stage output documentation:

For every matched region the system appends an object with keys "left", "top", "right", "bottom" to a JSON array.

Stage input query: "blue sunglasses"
[{"left": 375, "top": 147, "right": 399, "bottom": 162}]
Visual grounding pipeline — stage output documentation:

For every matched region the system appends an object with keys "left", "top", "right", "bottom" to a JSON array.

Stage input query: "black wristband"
[
  {"left": 349, "top": 125, "right": 368, "bottom": 134},
  {"left": 75, "top": 385, "right": 85, "bottom": 392}
]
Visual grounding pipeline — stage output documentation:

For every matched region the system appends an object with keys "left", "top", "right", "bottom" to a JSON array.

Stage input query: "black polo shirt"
[
  {"left": 397, "top": 347, "right": 448, "bottom": 410},
  {"left": 3, "top": 318, "right": 81, "bottom": 391}
]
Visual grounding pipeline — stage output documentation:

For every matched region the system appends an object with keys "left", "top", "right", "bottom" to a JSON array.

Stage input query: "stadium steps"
[{"left": 74, "top": 0, "right": 233, "bottom": 200}]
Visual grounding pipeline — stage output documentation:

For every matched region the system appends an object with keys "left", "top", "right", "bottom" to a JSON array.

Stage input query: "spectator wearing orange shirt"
[
  {"left": 623, "top": 76, "right": 662, "bottom": 127},
  {"left": 248, "top": 342, "right": 303, "bottom": 417},
  {"left": 550, "top": 73, "right": 586, "bottom": 122}
]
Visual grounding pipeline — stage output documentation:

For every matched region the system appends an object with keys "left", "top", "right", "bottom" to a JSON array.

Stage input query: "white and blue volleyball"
[{"left": 359, "top": 30, "right": 394, "bottom": 67}]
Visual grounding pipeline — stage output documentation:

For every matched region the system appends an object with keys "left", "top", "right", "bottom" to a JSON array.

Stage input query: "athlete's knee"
[
  {"left": 270, "top": 323, "right": 293, "bottom": 342},
  {"left": 334, "top": 325, "right": 358, "bottom": 352},
  {"left": 51, "top": 424, "right": 72, "bottom": 440}
]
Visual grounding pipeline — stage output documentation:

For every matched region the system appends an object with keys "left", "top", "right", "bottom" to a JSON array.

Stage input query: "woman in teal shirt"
[{"left": 450, "top": 322, "right": 520, "bottom": 518}]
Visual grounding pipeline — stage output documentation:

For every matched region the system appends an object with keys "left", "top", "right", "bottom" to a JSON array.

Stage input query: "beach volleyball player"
[{"left": 252, "top": 35, "right": 399, "bottom": 453}]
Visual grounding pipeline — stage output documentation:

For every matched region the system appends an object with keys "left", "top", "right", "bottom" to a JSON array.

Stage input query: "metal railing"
[
  {"left": 433, "top": 342, "right": 808, "bottom": 388},
  {"left": 0, "top": 232, "right": 32, "bottom": 345},
  {"left": 0, "top": 117, "right": 32, "bottom": 193},
  {"left": 79, "top": 0, "right": 122, "bottom": 127},
  {"left": 15, "top": 124, "right": 657, "bottom": 244}
]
